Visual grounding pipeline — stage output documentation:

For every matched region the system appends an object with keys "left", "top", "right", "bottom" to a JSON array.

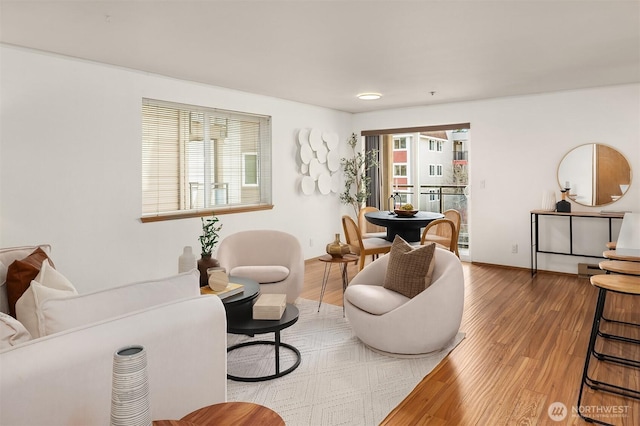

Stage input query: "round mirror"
[{"left": 557, "top": 143, "right": 632, "bottom": 207}]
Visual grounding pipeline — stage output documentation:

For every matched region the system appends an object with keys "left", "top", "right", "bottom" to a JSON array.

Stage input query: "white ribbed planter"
[{"left": 111, "top": 345, "right": 151, "bottom": 426}]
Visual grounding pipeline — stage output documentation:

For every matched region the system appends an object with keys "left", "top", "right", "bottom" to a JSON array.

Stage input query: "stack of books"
[{"left": 201, "top": 282, "right": 244, "bottom": 299}]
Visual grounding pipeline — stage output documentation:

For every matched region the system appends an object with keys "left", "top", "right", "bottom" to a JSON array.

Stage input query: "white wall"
[
  {"left": 353, "top": 84, "right": 640, "bottom": 274},
  {"left": 0, "top": 45, "right": 352, "bottom": 293},
  {"left": 2, "top": 45, "right": 638, "bottom": 291}
]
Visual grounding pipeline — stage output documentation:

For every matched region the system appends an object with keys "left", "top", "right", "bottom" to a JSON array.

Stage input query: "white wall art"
[{"left": 298, "top": 128, "right": 340, "bottom": 195}]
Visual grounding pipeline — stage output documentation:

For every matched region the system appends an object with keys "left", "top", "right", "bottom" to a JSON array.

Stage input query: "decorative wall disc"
[
  {"left": 301, "top": 176, "right": 315, "bottom": 195},
  {"left": 297, "top": 128, "right": 341, "bottom": 196},
  {"left": 318, "top": 173, "right": 332, "bottom": 195},
  {"left": 309, "top": 128, "right": 323, "bottom": 151}
]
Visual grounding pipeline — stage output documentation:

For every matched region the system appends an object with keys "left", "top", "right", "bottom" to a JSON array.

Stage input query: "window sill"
[{"left": 140, "top": 204, "right": 274, "bottom": 223}]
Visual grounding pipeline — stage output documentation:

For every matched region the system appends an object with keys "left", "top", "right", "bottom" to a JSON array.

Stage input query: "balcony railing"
[{"left": 392, "top": 184, "right": 469, "bottom": 249}]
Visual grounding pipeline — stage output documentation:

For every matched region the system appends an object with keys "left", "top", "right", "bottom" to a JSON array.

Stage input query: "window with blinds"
[{"left": 141, "top": 99, "right": 272, "bottom": 221}]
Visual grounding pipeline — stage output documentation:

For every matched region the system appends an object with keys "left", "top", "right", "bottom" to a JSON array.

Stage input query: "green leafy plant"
[
  {"left": 339, "top": 133, "right": 378, "bottom": 217},
  {"left": 199, "top": 214, "right": 222, "bottom": 256}
]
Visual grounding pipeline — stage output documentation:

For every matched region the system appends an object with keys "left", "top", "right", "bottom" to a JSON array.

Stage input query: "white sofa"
[{"left": 0, "top": 246, "right": 227, "bottom": 425}]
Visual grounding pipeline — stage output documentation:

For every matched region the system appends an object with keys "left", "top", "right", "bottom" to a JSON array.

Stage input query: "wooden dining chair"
[
  {"left": 420, "top": 218, "right": 459, "bottom": 257},
  {"left": 358, "top": 206, "right": 387, "bottom": 239},
  {"left": 443, "top": 209, "right": 461, "bottom": 256},
  {"left": 342, "top": 215, "right": 392, "bottom": 271}
]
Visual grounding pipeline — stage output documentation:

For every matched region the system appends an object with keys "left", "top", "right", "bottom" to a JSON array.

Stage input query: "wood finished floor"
[{"left": 301, "top": 257, "right": 640, "bottom": 425}]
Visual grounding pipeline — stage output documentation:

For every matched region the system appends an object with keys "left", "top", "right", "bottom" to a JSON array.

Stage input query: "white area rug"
[{"left": 226, "top": 298, "right": 465, "bottom": 426}]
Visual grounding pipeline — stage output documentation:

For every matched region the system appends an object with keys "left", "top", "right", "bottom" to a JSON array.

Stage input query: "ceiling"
[{"left": 1, "top": 0, "right": 639, "bottom": 113}]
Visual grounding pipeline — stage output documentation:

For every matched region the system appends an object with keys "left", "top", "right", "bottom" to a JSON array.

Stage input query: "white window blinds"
[{"left": 142, "top": 99, "right": 272, "bottom": 219}]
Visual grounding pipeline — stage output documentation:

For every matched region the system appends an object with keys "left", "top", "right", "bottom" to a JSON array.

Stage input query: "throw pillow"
[
  {"left": 0, "top": 312, "right": 32, "bottom": 349},
  {"left": 15, "top": 259, "right": 78, "bottom": 338},
  {"left": 383, "top": 236, "right": 436, "bottom": 298},
  {"left": 5, "top": 248, "right": 54, "bottom": 317}
]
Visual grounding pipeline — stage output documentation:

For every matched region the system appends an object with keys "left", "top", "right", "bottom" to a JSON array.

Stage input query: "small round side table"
[
  {"left": 153, "top": 401, "right": 284, "bottom": 426},
  {"left": 317, "top": 253, "right": 359, "bottom": 315}
]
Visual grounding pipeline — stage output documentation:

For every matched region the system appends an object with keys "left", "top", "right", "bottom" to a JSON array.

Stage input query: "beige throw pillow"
[
  {"left": 15, "top": 259, "right": 78, "bottom": 338},
  {"left": 383, "top": 236, "right": 436, "bottom": 298},
  {"left": 0, "top": 312, "right": 32, "bottom": 349}
]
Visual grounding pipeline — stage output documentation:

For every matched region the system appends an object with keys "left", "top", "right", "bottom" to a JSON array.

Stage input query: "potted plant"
[
  {"left": 339, "top": 133, "right": 378, "bottom": 217},
  {"left": 197, "top": 214, "right": 223, "bottom": 286}
]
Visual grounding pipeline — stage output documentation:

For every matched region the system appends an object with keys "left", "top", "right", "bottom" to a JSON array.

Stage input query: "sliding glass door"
[{"left": 364, "top": 125, "right": 470, "bottom": 259}]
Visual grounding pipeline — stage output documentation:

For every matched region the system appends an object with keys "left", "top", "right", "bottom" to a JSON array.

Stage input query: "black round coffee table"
[
  {"left": 221, "top": 276, "right": 260, "bottom": 324},
  {"left": 227, "top": 304, "right": 301, "bottom": 382}
]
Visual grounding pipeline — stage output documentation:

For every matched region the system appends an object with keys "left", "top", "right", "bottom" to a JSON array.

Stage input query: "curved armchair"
[
  {"left": 344, "top": 247, "right": 464, "bottom": 355},
  {"left": 216, "top": 230, "right": 304, "bottom": 303}
]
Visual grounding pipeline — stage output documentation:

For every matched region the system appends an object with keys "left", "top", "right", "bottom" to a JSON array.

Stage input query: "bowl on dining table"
[{"left": 394, "top": 209, "right": 418, "bottom": 217}]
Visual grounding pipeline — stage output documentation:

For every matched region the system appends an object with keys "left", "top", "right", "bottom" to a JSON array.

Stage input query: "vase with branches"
[
  {"left": 197, "top": 214, "right": 223, "bottom": 286},
  {"left": 339, "top": 133, "right": 378, "bottom": 217}
]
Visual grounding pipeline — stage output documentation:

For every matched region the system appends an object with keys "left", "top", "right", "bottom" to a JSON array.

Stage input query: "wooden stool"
[
  {"left": 577, "top": 274, "right": 640, "bottom": 424},
  {"left": 599, "top": 260, "right": 640, "bottom": 276}
]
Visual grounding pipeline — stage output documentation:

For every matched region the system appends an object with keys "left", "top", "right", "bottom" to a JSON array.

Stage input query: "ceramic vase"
[
  {"left": 541, "top": 191, "right": 556, "bottom": 211},
  {"left": 178, "top": 246, "right": 197, "bottom": 273},
  {"left": 326, "top": 234, "right": 350, "bottom": 258},
  {"left": 110, "top": 345, "right": 151, "bottom": 426},
  {"left": 197, "top": 254, "right": 220, "bottom": 287}
]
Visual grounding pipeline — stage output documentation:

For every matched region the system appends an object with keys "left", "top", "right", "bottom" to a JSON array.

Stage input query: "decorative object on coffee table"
[
  {"left": 111, "top": 345, "right": 151, "bottom": 426},
  {"left": 197, "top": 214, "right": 222, "bottom": 286},
  {"left": 207, "top": 268, "right": 229, "bottom": 291},
  {"left": 325, "top": 233, "right": 350, "bottom": 258},
  {"left": 253, "top": 294, "right": 286, "bottom": 320}
]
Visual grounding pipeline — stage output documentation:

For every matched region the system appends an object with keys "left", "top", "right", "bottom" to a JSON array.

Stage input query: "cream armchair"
[
  {"left": 216, "top": 230, "right": 304, "bottom": 303},
  {"left": 344, "top": 247, "right": 464, "bottom": 355}
]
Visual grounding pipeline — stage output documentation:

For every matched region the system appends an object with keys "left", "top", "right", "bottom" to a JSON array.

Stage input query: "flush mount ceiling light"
[{"left": 357, "top": 93, "right": 382, "bottom": 100}]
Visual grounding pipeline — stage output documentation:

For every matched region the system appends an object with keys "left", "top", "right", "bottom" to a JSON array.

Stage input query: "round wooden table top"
[
  {"left": 181, "top": 402, "right": 285, "bottom": 425},
  {"left": 318, "top": 253, "right": 359, "bottom": 264},
  {"left": 599, "top": 260, "right": 640, "bottom": 276}
]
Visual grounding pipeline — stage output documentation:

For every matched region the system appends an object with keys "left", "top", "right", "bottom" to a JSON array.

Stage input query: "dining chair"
[
  {"left": 443, "top": 209, "right": 461, "bottom": 255},
  {"left": 420, "top": 218, "right": 459, "bottom": 257},
  {"left": 358, "top": 206, "right": 387, "bottom": 239},
  {"left": 342, "top": 215, "right": 392, "bottom": 271}
]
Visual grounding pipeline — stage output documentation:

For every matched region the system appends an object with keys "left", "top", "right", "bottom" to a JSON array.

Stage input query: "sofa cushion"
[
  {"left": 383, "top": 237, "right": 436, "bottom": 298},
  {"left": 0, "top": 245, "right": 52, "bottom": 315},
  {"left": 5, "top": 248, "right": 54, "bottom": 317},
  {"left": 0, "top": 312, "right": 32, "bottom": 349},
  {"left": 344, "top": 284, "right": 409, "bottom": 315},
  {"left": 16, "top": 259, "right": 78, "bottom": 338},
  {"left": 230, "top": 265, "right": 289, "bottom": 284},
  {"left": 37, "top": 270, "right": 200, "bottom": 336}
]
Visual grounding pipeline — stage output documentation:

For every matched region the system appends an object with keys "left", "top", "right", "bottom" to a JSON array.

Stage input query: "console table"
[{"left": 530, "top": 210, "right": 625, "bottom": 276}]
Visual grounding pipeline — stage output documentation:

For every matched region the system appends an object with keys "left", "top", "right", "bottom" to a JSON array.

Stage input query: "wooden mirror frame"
[{"left": 557, "top": 143, "right": 632, "bottom": 207}]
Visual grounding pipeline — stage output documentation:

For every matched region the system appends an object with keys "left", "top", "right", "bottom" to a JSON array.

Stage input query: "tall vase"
[
  {"left": 110, "top": 345, "right": 151, "bottom": 426},
  {"left": 178, "top": 246, "right": 197, "bottom": 273},
  {"left": 197, "top": 254, "right": 220, "bottom": 287}
]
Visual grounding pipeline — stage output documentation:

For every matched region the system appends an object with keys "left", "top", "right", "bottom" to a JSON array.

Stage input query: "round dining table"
[{"left": 364, "top": 210, "right": 444, "bottom": 243}]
